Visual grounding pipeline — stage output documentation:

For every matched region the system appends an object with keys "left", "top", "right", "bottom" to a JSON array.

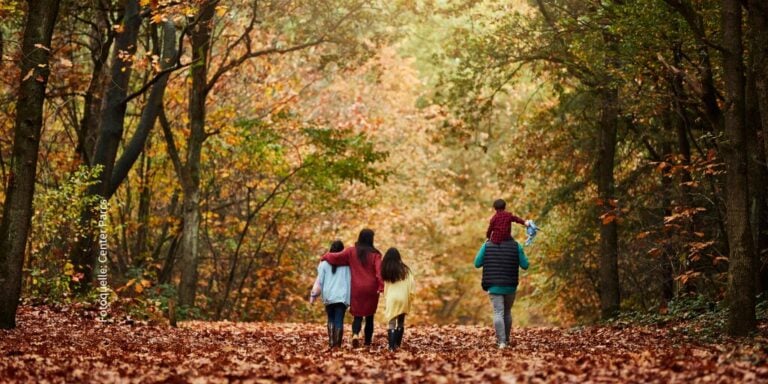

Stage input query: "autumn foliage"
[
  {"left": 1, "top": 3, "right": 768, "bottom": 383},
  {"left": 1, "top": 305, "right": 766, "bottom": 383}
]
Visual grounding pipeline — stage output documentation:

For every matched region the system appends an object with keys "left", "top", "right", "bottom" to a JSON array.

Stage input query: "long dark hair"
[
  {"left": 355, "top": 228, "right": 379, "bottom": 265},
  {"left": 329, "top": 240, "right": 344, "bottom": 273},
  {"left": 381, "top": 247, "right": 410, "bottom": 283}
]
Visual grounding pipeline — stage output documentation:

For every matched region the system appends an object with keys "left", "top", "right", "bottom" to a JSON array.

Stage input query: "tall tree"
[
  {"left": 721, "top": 0, "right": 756, "bottom": 336},
  {"left": 71, "top": 0, "right": 142, "bottom": 289},
  {"left": 75, "top": 0, "right": 115, "bottom": 165},
  {"left": 747, "top": 0, "right": 768, "bottom": 292},
  {"left": 597, "top": 84, "right": 621, "bottom": 318},
  {"left": 0, "top": 0, "right": 62, "bottom": 329},
  {"left": 71, "top": 0, "right": 181, "bottom": 289},
  {"left": 176, "top": 0, "right": 216, "bottom": 308},
  {"left": 596, "top": 18, "right": 622, "bottom": 318}
]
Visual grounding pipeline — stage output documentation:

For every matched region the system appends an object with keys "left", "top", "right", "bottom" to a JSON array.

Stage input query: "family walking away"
[
  {"left": 480, "top": 198, "right": 535, "bottom": 348},
  {"left": 314, "top": 229, "right": 415, "bottom": 351},
  {"left": 309, "top": 199, "right": 538, "bottom": 351}
]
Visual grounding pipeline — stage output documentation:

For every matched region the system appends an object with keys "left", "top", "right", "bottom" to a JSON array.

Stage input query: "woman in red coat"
[{"left": 322, "top": 228, "right": 383, "bottom": 347}]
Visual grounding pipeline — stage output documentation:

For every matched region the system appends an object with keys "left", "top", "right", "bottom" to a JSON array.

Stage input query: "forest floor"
[{"left": 1, "top": 306, "right": 768, "bottom": 383}]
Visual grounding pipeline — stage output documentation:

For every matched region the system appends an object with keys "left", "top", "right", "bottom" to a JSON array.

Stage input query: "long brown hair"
[
  {"left": 355, "top": 228, "right": 379, "bottom": 265},
  {"left": 329, "top": 240, "right": 344, "bottom": 274},
  {"left": 381, "top": 247, "right": 410, "bottom": 283}
]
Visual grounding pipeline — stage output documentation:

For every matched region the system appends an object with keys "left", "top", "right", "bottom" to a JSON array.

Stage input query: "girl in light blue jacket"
[{"left": 310, "top": 240, "right": 351, "bottom": 349}]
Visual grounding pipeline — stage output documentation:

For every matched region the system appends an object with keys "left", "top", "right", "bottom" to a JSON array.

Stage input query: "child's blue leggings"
[{"left": 325, "top": 303, "right": 347, "bottom": 328}]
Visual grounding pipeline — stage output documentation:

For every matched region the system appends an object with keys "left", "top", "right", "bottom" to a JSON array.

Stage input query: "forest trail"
[{"left": 1, "top": 306, "right": 766, "bottom": 383}]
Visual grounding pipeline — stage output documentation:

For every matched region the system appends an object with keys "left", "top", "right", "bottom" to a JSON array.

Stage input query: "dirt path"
[{"left": 1, "top": 306, "right": 766, "bottom": 383}]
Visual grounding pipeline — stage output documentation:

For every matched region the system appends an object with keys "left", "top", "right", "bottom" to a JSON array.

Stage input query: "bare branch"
[
  {"left": 206, "top": 38, "right": 325, "bottom": 92},
  {"left": 121, "top": 60, "right": 193, "bottom": 104}
]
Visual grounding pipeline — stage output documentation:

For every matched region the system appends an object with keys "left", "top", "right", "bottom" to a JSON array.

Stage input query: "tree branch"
[
  {"left": 159, "top": 106, "right": 190, "bottom": 188},
  {"left": 206, "top": 38, "right": 325, "bottom": 92},
  {"left": 662, "top": 0, "right": 725, "bottom": 52},
  {"left": 108, "top": 20, "right": 178, "bottom": 197}
]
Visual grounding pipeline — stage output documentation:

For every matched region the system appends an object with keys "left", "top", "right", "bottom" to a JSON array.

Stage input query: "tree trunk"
[
  {"left": 90, "top": 0, "right": 141, "bottom": 197},
  {"left": 72, "top": 13, "right": 178, "bottom": 290},
  {"left": 71, "top": 0, "right": 142, "bottom": 290},
  {"left": 108, "top": 20, "right": 178, "bottom": 197},
  {"left": 177, "top": 0, "right": 216, "bottom": 309},
  {"left": 747, "top": 0, "right": 768, "bottom": 154},
  {"left": 0, "top": 0, "right": 61, "bottom": 329},
  {"left": 746, "top": 36, "right": 768, "bottom": 294},
  {"left": 77, "top": 3, "right": 113, "bottom": 165},
  {"left": 660, "top": 140, "right": 676, "bottom": 304},
  {"left": 671, "top": 43, "right": 695, "bottom": 224},
  {"left": 132, "top": 148, "right": 152, "bottom": 266},
  {"left": 158, "top": 232, "right": 180, "bottom": 285},
  {"left": 669, "top": 42, "right": 704, "bottom": 294},
  {"left": 721, "top": 0, "right": 756, "bottom": 336},
  {"left": 153, "top": 189, "right": 180, "bottom": 284},
  {"left": 747, "top": 0, "right": 768, "bottom": 292},
  {"left": 597, "top": 86, "right": 621, "bottom": 319},
  {"left": 699, "top": 50, "right": 723, "bottom": 133},
  {"left": 178, "top": 188, "right": 202, "bottom": 308}
]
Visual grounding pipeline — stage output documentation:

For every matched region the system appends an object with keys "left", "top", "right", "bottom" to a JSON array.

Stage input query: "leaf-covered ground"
[{"left": 1, "top": 306, "right": 767, "bottom": 383}]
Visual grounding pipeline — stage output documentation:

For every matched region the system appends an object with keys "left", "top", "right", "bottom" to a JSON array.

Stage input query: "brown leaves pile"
[{"left": 1, "top": 306, "right": 767, "bottom": 383}]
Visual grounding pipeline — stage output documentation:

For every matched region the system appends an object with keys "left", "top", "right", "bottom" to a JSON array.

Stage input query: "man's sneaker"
[{"left": 498, "top": 342, "right": 508, "bottom": 349}]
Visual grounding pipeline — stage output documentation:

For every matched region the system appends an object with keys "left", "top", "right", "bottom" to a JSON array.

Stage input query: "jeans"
[
  {"left": 489, "top": 293, "right": 516, "bottom": 344},
  {"left": 325, "top": 303, "right": 347, "bottom": 328},
  {"left": 351, "top": 315, "right": 374, "bottom": 344},
  {"left": 388, "top": 314, "right": 405, "bottom": 330}
]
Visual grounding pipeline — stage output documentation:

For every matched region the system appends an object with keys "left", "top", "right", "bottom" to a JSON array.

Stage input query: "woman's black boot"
[
  {"left": 332, "top": 326, "right": 343, "bottom": 348},
  {"left": 388, "top": 329, "right": 397, "bottom": 351}
]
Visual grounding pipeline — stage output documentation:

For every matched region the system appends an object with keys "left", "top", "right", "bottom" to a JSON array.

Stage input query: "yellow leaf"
[{"left": 63, "top": 262, "right": 75, "bottom": 276}]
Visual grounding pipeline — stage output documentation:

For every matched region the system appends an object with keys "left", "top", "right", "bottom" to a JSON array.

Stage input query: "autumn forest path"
[{"left": 1, "top": 306, "right": 766, "bottom": 383}]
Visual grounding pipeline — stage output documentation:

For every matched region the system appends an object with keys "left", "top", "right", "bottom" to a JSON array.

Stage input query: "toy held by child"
[
  {"left": 524, "top": 220, "right": 541, "bottom": 246},
  {"left": 310, "top": 240, "right": 351, "bottom": 349},
  {"left": 381, "top": 247, "right": 414, "bottom": 351}
]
